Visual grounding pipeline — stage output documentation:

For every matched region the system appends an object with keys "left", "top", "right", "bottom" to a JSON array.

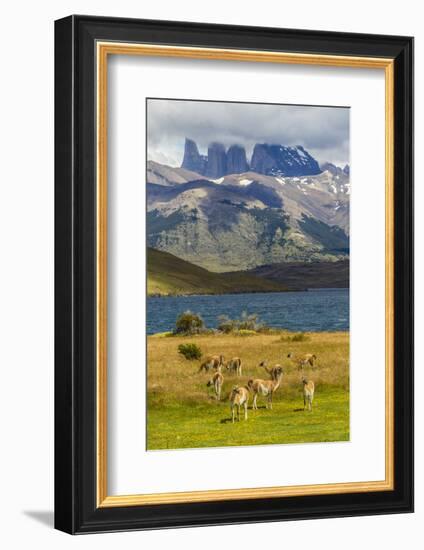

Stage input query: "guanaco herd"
[{"left": 201, "top": 353, "right": 317, "bottom": 423}]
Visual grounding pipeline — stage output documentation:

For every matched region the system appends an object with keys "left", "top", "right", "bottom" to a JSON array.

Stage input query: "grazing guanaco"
[
  {"left": 258, "top": 361, "right": 284, "bottom": 381},
  {"left": 287, "top": 352, "right": 317, "bottom": 370},
  {"left": 248, "top": 370, "right": 284, "bottom": 410},
  {"left": 207, "top": 372, "right": 224, "bottom": 400},
  {"left": 199, "top": 354, "right": 224, "bottom": 373},
  {"left": 302, "top": 378, "right": 315, "bottom": 411},
  {"left": 229, "top": 385, "right": 249, "bottom": 423},
  {"left": 225, "top": 357, "right": 242, "bottom": 376}
]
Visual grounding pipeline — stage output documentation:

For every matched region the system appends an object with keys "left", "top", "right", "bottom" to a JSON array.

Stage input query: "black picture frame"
[{"left": 55, "top": 15, "right": 414, "bottom": 534}]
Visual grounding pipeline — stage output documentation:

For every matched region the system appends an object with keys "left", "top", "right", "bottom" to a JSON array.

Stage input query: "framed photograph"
[{"left": 54, "top": 15, "right": 413, "bottom": 534}]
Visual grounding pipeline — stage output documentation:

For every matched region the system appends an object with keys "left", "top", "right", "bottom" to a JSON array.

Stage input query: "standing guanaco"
[
  {"left": 207, "top": 371, "right": 224, "bottom": 400},
  {"left": 229, "top": 385, "right": 249, "bottom": 423},
  {"left": 258, "top": 361, "right": 284, "bottom": 381},
  {"left": 248, "top": 370, "right": 284, "bottom": 410},
  {"left": 199, "top": 354, "right": 224, "bottom": 373},
  {"left": 287, "top": 352, "right": 317, "bottom": 370},
  {"left": 302, "top": 378, "right": 315, "bottom": 411},
  {"left": 225, "top": 357, "right": 242, "bottom": 376}
]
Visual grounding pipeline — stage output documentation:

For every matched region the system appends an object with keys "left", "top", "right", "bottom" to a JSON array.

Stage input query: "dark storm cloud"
[{"left": 147, "top": 98, "right": 349, "bottom": 167}]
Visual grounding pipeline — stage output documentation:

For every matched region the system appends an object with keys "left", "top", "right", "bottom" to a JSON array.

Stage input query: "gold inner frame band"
[{"left": 96, "top": 42, "right": 395, "bottom": 508}]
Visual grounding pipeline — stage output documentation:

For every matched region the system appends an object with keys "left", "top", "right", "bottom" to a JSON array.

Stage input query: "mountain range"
[
  {"left": 147, "top": 143, "right": 349, "bottom": 273},
  {"left": 181, "top": 138, "right": 322, "bottom": 178}
]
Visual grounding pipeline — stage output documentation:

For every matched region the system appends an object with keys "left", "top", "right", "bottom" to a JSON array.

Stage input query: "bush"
[
  {"left": 217, "top": 315, "right": 238, "bottom": 334},
  {"left": 178, "top": 343, "right": 202, "bottom": 361},
  {"left": 280, "top": 332, "right": 310, "bottom": 342},
  {"left": 175, "top": 311, "right": 205, "bottom": 335},
  {"left": 237, "top": 329, "right": 257, "bottom": 337},
  {"left": 217, "top": 311, "right": 266, "bottom": 334},
  {"left": 239, "top": 311, "right": 262, "bottom": 331},
  {"left": 256, "top": 326, "right": 279, "bottom": 335},
  {"left": 292, "top": 332, "right": 309, "bottom": 342}
]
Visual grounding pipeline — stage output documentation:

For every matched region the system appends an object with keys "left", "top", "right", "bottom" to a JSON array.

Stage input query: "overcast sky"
[{"left": 147, "top": 99, "right": 350, "bottom": 168}]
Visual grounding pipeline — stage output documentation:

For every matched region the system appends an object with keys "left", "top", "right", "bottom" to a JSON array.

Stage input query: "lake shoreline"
[
  {"left": 148, "top": 286, "right": 349, "bottom": 298},
  {"left": 149, "top": 328, "right": 349, "bottom": 338},
  {"left": 147, "top": 288, "right": 299, "bottom": 298},
  {"left": 147, "top": 288, "right": 349, "bottom": 335}
]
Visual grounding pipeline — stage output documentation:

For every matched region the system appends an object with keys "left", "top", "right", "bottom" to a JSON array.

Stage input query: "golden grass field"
[{"left": 147, "top": 330, "right": 349, "bottom": 450}]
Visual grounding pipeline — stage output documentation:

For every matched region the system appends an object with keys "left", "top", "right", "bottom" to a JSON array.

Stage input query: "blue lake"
[{"left": 146, "top": 288, "right": 349, "bottom": 335}]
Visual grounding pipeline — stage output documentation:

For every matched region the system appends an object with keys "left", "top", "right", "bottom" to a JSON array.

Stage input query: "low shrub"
[
  {"left": 256, "top": 326, "right": 280, "bottom": 335},
  {"left": 217, "top": 311, "right": 267, "bottom": 334},
  {"left": 236, "top": 329, "right": 257, "bottom": 337},
  {"left": 217, "top": 315, "right": 238, "bottom": 334},
  {"left": 292, "top": 332, "right": 310, "bottom": 342},
  {"left": 239, "top": 311, "right": 263, "bottom": 331},
  {"left": 175, "top": 311, "right": 205, "bottom": 335},
  {"left": 280, "top": 332, "right": 310, "bottom": 343},
  {"left": 178, "top": 343, "right": 202, "bottom": 361}
]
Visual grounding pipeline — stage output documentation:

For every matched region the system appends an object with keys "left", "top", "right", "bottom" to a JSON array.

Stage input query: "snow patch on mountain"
[{"left": 239, "top": 178, "right": 253, "bottom": 186}]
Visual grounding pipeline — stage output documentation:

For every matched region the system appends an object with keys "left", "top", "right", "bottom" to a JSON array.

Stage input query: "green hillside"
[
  {"left": 238, "top": 259, "right": 349, "bottom": 290},
  {"left": 147, "top": 248, "right": 288, "bottom": 296}
]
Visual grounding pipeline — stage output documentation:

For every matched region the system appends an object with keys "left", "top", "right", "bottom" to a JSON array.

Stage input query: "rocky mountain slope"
[
  {"left": 181, "top": 138, "right": 323, "bottom": 178},
  {"left": 250, "top": 143, "right": 321, "bottom": 176},
  {"left": 146, "top": 152, "right": 350, "bottom": 272},
  {"left": 146, "top": 160, "right": 203, "bottom": 186}
]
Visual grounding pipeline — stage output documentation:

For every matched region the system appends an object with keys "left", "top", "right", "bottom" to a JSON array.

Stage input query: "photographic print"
[
  {"left": 146, "top": 98, "right": 350, "bottom": 451},
  {"left": 55, "top": 18, "right": 413, "bottom": 532}
]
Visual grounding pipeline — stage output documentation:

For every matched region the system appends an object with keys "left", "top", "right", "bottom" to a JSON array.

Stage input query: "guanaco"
[
  {"left": 229, "top": 385, "right": 249, "bottom": 423},
  {"left": 225, "top": 357, "right": 242, "bottom": 376},
  {"left": 207, "top": 372, "right": 224, "bottom": 400},
  {"left": 287, "top": 352, "right": 317, "bottom": 370},
  {"left": 199, "top": 354, "right": 224, "bottom": 373},
  {"left": 302, "top": 378, "right": 315, "bottom": 411},
  {"left": 248, "top": 370, "right": 283, "bottom": 410},
  {"left": 258, "top": 361, "right": 284, "bottom": 381}
]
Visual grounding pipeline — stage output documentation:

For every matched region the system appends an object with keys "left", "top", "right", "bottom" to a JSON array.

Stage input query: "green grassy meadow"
[{"left": 147, "top": 331, "right": 349, "bottom": 450}]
